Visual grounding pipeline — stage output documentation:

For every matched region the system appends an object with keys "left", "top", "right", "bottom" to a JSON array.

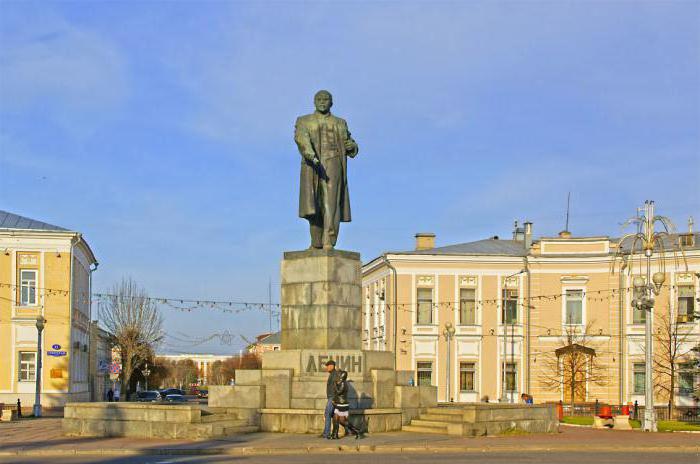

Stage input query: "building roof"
[
  {"left": 0, "top": 210, "right": 69, "bottom": 232},
  {"left": 397, "top": 238, "right": 529, "bottom": 257},
  {"left": 259, "top": 332, "right": 281, "bottom": 345}
]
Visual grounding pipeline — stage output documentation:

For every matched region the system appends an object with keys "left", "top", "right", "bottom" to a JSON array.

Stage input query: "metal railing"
[{"left": 552, "top": 400, "right": 700, "bottom": 423}]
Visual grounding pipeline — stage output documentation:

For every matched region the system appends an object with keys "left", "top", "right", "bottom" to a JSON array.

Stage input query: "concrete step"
[
  {"left": 200, "top": 414, "right": 246, "bottom": 424},
  {"left": 425, "top": 407, "right": 465, "bottom": 415},
  {"left": 222, "top": 425, "right": 259, "bottom": 435},
  {"left": 203, "top": 419, "right": 249, "bottom": 429},
  {"left": 411, "top": 419, "right": 453, "bottom": 428},
  {"left": 419, "top": 413, "right": 464, "bottom": 423},
  {"left": 402, "top": 424, "right": 449, "bottom": 434}
]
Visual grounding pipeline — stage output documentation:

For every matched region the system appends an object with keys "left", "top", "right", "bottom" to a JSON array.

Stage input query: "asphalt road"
[{"left": 1, "top": 452, "right": 698, "bottom": 464}]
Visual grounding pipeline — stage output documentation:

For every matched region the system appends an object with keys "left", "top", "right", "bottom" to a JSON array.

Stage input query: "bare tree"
[
  {"left": 538, "top": 322, "right": 608, "bottom": 410},
  {"left": 100, "top": 278, "right": 163, "bottom": 400},
  {"left": 653, "top": 311, "right": 696, "bottom": 416}
]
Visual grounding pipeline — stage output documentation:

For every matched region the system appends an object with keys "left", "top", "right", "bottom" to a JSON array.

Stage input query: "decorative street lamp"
[
  {"left": 443, "top": 322, "right": 456, "bottom": 402},
  {"left": 33, "top": 315, "right": 46, "bottom": 418},
  {"left": 616, "top": 200, "right": 687, "bottom": 432},
  {"left": 141, "top": 363, "right": 152, "bottom": 391}
]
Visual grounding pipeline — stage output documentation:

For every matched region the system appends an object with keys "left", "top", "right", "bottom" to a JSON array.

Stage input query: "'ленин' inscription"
[{"left": 305, "top": 354, "right": 362, "bottom": 373}]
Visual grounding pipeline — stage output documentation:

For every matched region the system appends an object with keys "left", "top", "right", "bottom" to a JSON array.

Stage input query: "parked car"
[
  {"left": 164, "top": 394, "right": 187, "bottom": 403},
  {"left": 197, "top": 389, "right": 208, "bottom": 399},
  {"left": 136, "top": 391, "right": 161, "bottom": 402},
  {"left": 159, "top": 388, "right": 185, "bottom": 397}
]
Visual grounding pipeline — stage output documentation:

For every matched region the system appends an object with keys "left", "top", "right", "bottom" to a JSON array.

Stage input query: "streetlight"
[
  {"left": 616, "top": 200, "right": 686, "bottom": 432},
  {"left": 141, "top": 363, "right": 152, "bottom": 391},
  {"left": 33, "top": 315, "right": 46, "bottom": 418},
  {"left": 443, "top": 322, "right": 456, "bottom": 402}
]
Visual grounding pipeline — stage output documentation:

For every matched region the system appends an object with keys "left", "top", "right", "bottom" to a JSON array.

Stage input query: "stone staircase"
[
  {"left": 402, "top": 404, "right": 558, "bottom": 436},
  {"left": 402, "top": 407, "right": 463, "bottom": 434},
  {"left": 199, "top": 409, "right": 259, "bottom": 436}
]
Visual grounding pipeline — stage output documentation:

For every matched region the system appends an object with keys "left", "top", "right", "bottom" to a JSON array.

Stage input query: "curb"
[{"left": 0, "top": 445, "right": 697, "bottom": 457}]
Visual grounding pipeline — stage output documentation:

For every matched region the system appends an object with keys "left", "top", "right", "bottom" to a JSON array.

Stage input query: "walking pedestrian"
[
  {"left": 107, "top": 389, "right": 114, "bottom": 402},
  {"left": 330, "top": 371, "right": 364, "bottom": 440},
  {"left": 321, "top": 360, "right": 339, "bottom": 438}
]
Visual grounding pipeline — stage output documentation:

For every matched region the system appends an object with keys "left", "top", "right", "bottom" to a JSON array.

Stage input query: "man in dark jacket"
[{"left": 322, "top": 360, "right": 340, "bottom": 438}]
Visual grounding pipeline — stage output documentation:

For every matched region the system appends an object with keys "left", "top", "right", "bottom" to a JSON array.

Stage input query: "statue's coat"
[{"left": 294, "top": 113, "right": 358, "bottom": 222}]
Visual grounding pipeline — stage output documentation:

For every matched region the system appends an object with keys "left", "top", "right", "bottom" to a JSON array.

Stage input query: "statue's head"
[{"left": 314, "top": 90, "right": 333, "bottom": 114}]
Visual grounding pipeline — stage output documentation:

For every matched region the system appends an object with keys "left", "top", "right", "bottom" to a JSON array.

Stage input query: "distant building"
[
  {"left": 89, "top": 321, "right": 112, "bottom": 401},
  {"left": 247, "top": 332, "right": 281, "bottom": 356},
  {"left": 0, "top": 210, "right": 98, "bottom": 408},
  {"left": 157, "top": 353, "right": 232, "bottom": 386},
  {"left": 363, "top": 220, "right": 699, "bottom": 406}
]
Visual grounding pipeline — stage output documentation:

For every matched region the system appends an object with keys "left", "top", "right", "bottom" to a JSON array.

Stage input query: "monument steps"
[
  {"left": 223, "top": 425, "right": 260, "bottom": 435},
  {"left": 200, "top": 414, "right": 248, "bottom": 425},
  {"left": 410, "top": 419, "right": 456, "bottom": 428},
  {"left": 417, "top": 413, "right": 464, "bottom": 423},
  {"left": 402, "top": 423, "right": 449, "bottom": 434}
]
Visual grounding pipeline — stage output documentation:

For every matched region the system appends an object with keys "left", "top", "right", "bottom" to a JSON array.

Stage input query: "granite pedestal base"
[{"left": 280, "top": 249, "right": 362, "bottom": 350}]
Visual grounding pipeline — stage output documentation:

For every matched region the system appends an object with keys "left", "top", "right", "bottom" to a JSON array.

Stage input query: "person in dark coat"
[
  {"left": 330, "top": 371, "right": 364, "bottom": 439},
  {"left": 107, "top": 389, "right": 114, "bottom": 402}
]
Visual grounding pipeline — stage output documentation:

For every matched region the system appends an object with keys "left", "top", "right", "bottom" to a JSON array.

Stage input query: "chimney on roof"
[
  {"left": 559, "top": 230, "right": 572, "bottom": 239},
  {"left": 415, "top": 233, "right": 436, "bottom": 251},
  {"left": 524, "top": 221, "right": 533, "bottom": 249}
]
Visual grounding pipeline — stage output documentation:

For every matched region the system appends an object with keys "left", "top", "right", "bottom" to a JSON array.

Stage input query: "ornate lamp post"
[
  {"left": 141, "top": 363, "right": 151, "bottom": 391},
  {"left": 616, "top": 200, "right": 685, "bottom": 432},
  {"left": 443, "top": 322, "right": 456, "bottom": 402},
  {"left": 33, "top": 315, "right": 46, "bottom": 417}
]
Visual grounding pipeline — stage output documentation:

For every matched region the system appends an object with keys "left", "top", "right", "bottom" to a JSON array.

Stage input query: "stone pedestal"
[
  {"left": 204, "top": 247, "right": 439, "bottom": 435},
  {"left": 280, "top": 249, "right": 361, "bottom": 350}
]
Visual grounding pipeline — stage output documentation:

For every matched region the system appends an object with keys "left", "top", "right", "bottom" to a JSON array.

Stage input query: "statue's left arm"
[{"left": 342, "top": 120, "right": 359, "bottom": 158}]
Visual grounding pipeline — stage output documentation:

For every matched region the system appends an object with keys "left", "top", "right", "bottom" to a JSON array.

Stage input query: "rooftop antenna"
[{"left": 564, "top": 192, "right": 571, "bottom": 232}]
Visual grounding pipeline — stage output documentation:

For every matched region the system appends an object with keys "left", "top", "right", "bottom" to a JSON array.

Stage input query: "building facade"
[
  {"left": 247, "top": 332, "right": 281, "bottom": 356},
  {"left": 157, "top": 353, "right": 233, "bottom": 386},
  {"left": 362, "top": 221, "right": 700, "bottom": 407},
  {"left": 0, "top": 210, "right": 98, "bottom": 408},
  {"left": 89, "top": 322, "right": 113, "bottom": 402}
]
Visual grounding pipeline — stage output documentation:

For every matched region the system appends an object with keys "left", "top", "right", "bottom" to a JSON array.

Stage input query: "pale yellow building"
[
  {"left": 0, "top": 210, "right": 98, "bottom": 409},
  {"left": 157, "top": 353, "right": 233, "bottom": 386},
  {"left": 362, "top": 221, "right": 700, "bottom": 408}
]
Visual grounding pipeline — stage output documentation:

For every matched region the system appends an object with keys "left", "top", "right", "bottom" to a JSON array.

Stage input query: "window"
[
  {"left": 459, "top": 288, "right": 476, "bottom": 325},
  {"left": 20, "top": 270, "right": 37, "bottom": 306},
  {"left": 460, "top": 362, "right": 476, "bottom": 392},
  {"left": 417, "top": 362, "right": 433, "bottom": 386},
  {"left": 677, "top": 286, "right": 695, "bottom": 323},
  {"left": 565, "top": 290, "right": 583, "bottom": 325},
  {"left": 504, "top": 363, "right": 517, "bottom": 393},
  {"left": 416, "top": 288, "right": 433, "bottom": 325},
  {"left": 679, "top": 363, "right": 695, "bottom": 396},
  {"left": 679, "top": 234, "right": 695, "bottom": 248},
  {"left": 502, "top": 289, "right": 518, "bottom": 324},
  {"left": 633, "top": 363, "right": 645, "bottom": 394},
  {"left": 19, "top": 352, "right": 36, "bottom": 382}
]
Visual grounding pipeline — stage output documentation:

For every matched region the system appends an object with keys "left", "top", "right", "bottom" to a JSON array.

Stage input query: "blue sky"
[{"left": 1, "top": 1, "right": 698, "bottom": 354}]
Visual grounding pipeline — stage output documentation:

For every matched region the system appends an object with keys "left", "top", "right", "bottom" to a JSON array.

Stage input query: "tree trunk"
[
  {"left": 669, "top": 368, "right": 675, "bottom": 419},
  {"left": 122, "top": 350, "right": 133, "bottom": 400}
]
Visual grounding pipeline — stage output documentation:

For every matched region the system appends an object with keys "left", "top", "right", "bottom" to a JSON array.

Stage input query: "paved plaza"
[{"left": 0, "top": 418, "right": 697, "bottom": 461}]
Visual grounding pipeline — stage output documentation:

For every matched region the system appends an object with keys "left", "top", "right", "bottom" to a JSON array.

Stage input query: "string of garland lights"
[{"left": 0, "top": 280, "right": 690, "bottom": 316}]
